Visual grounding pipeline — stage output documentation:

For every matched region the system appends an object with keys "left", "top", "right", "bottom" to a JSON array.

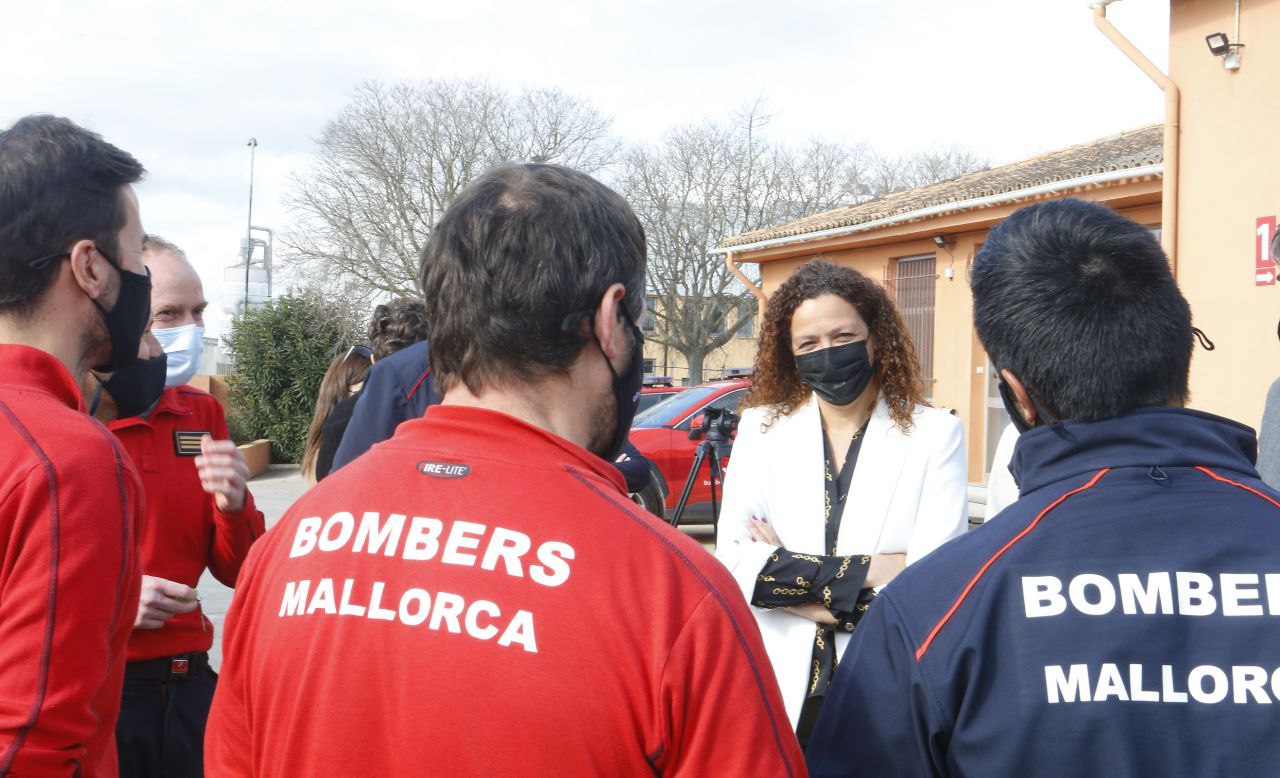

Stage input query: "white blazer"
[{"left": 715, "top": 394, "right": 970, "bottom": 727}]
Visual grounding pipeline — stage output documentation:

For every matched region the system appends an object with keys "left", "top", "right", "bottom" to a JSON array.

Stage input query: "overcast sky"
[{"left": 1, "top": 0, "right": 1169, "bottom": 336}]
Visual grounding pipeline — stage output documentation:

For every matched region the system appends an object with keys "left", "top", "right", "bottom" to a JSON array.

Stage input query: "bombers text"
[{"left": 276, "top": 511, "right": 578, "bottom": 654}]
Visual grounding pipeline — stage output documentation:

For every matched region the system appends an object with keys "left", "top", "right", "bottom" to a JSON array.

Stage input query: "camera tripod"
[{"left": 669, "top": 408, "right": 737, "bottom": 530}]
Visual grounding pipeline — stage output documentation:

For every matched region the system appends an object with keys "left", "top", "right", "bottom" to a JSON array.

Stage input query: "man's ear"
[
  {"left": 591, "top": 283, "right": 629, "bottom": 362},
  {"left": 68, "top": 239, "right": 114, "bottom": 303},
  {"left": 999, "top": 368, "right": 1038, "bottom": 428}
]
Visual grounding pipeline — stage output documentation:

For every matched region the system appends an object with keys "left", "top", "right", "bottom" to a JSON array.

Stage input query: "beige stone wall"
[{"left": 642, "top": 317, "right": 759, "bottom": 385}]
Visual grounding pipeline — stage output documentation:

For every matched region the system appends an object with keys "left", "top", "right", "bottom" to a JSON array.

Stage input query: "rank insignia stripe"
[{"left": 174, "top": 430, "right": 210, "bottom": 457}]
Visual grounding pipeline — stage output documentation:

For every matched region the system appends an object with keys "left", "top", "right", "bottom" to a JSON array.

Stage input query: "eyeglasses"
[{"left": 344, "top": 344, "right": 373, "bottom": 361}]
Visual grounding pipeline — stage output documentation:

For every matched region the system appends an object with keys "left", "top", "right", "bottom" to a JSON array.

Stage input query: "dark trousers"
[{"left": 116, "top": 654, "right": 217, "bottom": 778}]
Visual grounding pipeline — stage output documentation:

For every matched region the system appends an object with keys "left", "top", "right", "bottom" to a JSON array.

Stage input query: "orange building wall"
[{"left": 1170, "top": 0, "right": 1280, "bottom": 430}]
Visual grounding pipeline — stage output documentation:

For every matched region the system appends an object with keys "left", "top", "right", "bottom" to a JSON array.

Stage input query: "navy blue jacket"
[
  {"left": 807, "top": 408, "right": 1280, "bottom": 777},
  {"left": 332, "top": 340, "right": 437, "bottom": 472}
]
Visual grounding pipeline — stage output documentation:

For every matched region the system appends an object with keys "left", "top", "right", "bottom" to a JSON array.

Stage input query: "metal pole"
[{"left": 244, "top": 138, "right": 258, "bottom": 315}]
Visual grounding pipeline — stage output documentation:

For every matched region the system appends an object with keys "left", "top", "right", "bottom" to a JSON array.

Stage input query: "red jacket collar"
[
  {"left": 108, "top": 385, "right": 195, "bottom": 430},
  {"left": 0, "top": 344, "right": 86, "bottom": 412},
  {"left": 405, "top": 405, "right": 628, "bottom": 493}
]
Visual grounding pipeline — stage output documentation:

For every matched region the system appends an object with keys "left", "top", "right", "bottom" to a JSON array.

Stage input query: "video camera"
[{"left": 688, "top": 406, "right": 740, "bottom": 442}]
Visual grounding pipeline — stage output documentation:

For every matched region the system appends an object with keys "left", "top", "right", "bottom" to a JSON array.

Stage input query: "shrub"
[{"left": 223, "top": 291, "right": 361, "bottom": 463}]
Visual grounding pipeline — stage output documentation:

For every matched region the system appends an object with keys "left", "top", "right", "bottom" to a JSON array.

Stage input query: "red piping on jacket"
[
  {"left": 406, "top": 368, "right": 431, "bottom": 401},
  {"left": 914, "top": 468, "right": 1111, "bottom": 662},
  {"left": 1195, "top": 466, "right": 1280, "bottom": 509}
]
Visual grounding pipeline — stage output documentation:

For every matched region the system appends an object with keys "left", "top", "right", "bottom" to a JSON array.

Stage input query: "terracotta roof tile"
[{"left": 721, "top": 124, "right": 1163, "bottom": 249}]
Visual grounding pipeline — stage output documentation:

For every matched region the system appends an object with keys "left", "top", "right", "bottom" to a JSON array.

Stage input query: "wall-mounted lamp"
[
  {"left": 932, "top": 235, "right": 957, "bottom": 279},
  {"left": 1205, "top": 30, "right": 1244, "bottom": 71}
]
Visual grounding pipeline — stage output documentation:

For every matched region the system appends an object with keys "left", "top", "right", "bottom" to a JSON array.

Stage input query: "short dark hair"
[
  {"left": 367, "top": 296, "right": 429, "bottom": 360},
  {"left": 0, "top": 115, "right": 145, "bottom": 316},
  {"left": 971, "top": 198, "right": 1192, "bottom": 422},
  {"left": 419, "top": 163, "right": 646, "bottom": 394}
]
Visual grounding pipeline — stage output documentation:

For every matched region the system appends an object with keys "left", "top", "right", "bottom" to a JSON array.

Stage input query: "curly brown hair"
[
  {"left": 368, "top": 297, "right": 430, "bottom": 360},
  {"left": 745, "top": 258, "right": 926, "bottom": 431}
]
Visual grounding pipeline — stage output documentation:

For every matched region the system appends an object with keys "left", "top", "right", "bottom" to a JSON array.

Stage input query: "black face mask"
[
  {"left": 996, "top": 371, "right": 1058, "bottom": 434},
  {"left": 91, "top": 250, "right": 153, "bottom": 373},
  {"left": 94, "top": 353, "right": 168, "bottom": 419},
  {"left": 795, "top": 340, "right": 874, "bottom": 407},
  {"left": 998, "top": 379, "right": 1035, "bottom": 434},
  {"left": 598, "top": 308, "right": 645, "bottom": 462}
]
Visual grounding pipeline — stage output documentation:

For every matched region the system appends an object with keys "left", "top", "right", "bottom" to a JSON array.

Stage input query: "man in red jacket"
[
  {"left": 87, "top": 236, "right": 265, "bottom": 778},
  {"left": 0, "top": 115, "right": 149, "bottom": 777},
  {"left": 206, "top": 163, "right": 805, "bottom": 777}
]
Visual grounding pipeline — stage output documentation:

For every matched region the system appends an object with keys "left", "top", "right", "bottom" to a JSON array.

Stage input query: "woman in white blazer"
[{"left": 716, "top": 259, "right": 969, "bottom": 744}]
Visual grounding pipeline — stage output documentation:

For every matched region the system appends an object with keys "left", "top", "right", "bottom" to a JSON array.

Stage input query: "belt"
[{"left": 125, "top": 652, "right": 209, "bottom": 681}]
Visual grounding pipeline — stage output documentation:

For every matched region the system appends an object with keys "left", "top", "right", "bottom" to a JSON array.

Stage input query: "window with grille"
[
  {"left": 884, "top": 255, "right": 937, "bottom": 391},
  {"left": 735, "top": 300, "right": 755, "bottom": 338}
]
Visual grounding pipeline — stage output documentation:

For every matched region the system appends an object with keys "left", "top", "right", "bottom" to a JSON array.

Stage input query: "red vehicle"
[
  {"left": 638, "top": 378, "right": 686, "bottom": 416},
  {"left": 628, "top": 378, "right": 751, "bottom": 524}
]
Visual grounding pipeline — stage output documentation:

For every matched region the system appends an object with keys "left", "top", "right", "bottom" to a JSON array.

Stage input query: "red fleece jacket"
[
  {"left": 207, "top": 405, "right": 804, "bottom": 777},
  {"left": 0, "top": 345, "right": 144, "bottom": 778},
  {"left": 108, "top": 386, "right": 265, "bottom": 661}
]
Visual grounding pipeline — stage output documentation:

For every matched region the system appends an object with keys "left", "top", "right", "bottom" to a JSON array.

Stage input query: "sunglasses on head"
[{"left": 344, "top": 344, "right": 373, "bottom": 361}]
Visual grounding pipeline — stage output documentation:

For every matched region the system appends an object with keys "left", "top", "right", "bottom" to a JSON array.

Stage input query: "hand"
[
  {"left": 135, "top": 575, "right": 199, "bottom": 630},
  {"left": 785, "top": 603, "right": 838, "bottom": 625},
  {"left": 196, "top": 435, "right": 249, "bottom": 513},
  {"left": 746, "top": 515, "right": 782, "bottom": 546},
  {"left": 866, "top": 553, "right": 907, "bottom": 589}
]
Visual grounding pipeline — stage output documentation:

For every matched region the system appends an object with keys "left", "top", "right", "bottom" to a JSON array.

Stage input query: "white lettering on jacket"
[
  {"left": 288, "top": 512, "right": 575, "bottom": 587},
  {"left": 278, "top": 578, "right": 538, "bottom": 653},
  {"left": 1022, "top": 572, "right": 1280, "bottom": 618},
  {"left": 1046, "top": 663, "right": 1280, "bottom": 705}
]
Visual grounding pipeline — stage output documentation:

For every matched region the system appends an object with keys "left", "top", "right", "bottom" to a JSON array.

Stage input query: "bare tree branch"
[{"left": 283, "top": 79, "right": 616, "bottom": 298}]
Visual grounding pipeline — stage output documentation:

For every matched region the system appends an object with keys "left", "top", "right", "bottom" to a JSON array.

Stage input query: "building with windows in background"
[
  {"left": 721, "top": 124, "right": 1164, "bottom": 490},
  {"left": 641, "top": 295, "right": 758, "bottom": 385},
  {"left": 720, "top": 0, "right": 1280, "bottom": 511}
]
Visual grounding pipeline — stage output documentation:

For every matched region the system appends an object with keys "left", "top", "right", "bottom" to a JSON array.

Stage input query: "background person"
[
  {"left": 97, "top": 236, "right": 265, "bottom": 778},
  {"left": 206, "top": 163, "right": 804, "bottom": 776},
  {"left": 716, "top": 258, "right": 969, "bottom": 743},
  {"left": 984, "top": 421, "right": 1020, "bottom": 519},
  {"left": 300, "top": 343, "right": 372, "bottom": 482},
  {"left": 0, "top": 114, "right": 148, "bottom": 777},
  {"left": 807, "top": 198, "right": 1280, "bottom": 777},
  {"left": 330, "top": 296, "right": 658, "bottom": 494},
  {"left": 329, "top": 297, "right": 434, "bottom": 472}
]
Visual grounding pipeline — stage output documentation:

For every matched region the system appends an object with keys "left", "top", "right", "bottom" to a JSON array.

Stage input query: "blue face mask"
[{"left": 153, "top": 323, "right": 205, "bottom": 387}]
